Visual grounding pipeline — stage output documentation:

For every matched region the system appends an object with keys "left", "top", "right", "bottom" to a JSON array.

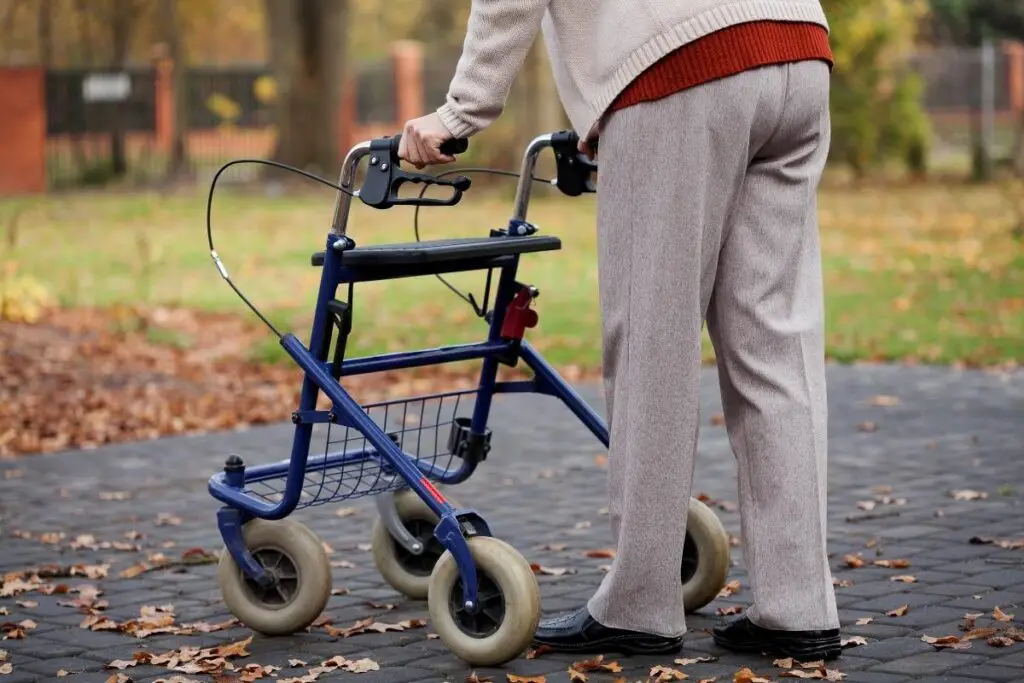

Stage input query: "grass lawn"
[{"left": 4, "top": 176, "right": 1024, "bottom": 369}]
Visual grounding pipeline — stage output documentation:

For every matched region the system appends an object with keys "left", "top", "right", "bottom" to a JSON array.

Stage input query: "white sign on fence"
[{"left": 82, "top": 73, "right": 132, "bottom": 102}]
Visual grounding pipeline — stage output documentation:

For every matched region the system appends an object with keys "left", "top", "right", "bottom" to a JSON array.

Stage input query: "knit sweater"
[{"left": 436, "top": 0, "right": 830, "bottom": 141}]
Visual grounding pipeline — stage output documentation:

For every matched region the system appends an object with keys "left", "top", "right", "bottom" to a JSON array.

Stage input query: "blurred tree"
[
  {"left": 263, "top": 0, "right": 348, "bottom": 174},
  {"left": 824, "top": 0, "right": 932, "bottom": 177},
  {"left": 159, "top": 0, "right": 187, "bottom": 178},
  {"left": 108, "top": 0, "right": 142, "bottom": 178}
]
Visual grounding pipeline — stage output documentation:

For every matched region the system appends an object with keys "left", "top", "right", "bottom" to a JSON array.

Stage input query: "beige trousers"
[{"left": 586, "top": 60, "right": 840, "bottom": 637}]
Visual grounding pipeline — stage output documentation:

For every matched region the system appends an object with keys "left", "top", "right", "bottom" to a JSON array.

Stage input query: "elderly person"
[{"left": 399, "top": 0, "right": 841, "bottom": 661}]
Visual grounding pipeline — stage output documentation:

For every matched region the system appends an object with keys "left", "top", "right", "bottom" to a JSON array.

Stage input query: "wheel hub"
[
  {"left": 680, "top": 531, "right": 700, "bottom": 584},
  {"left": 393, "top": 518, "right": 445, "bottom": 576},
  {"left": 448, "top": 571, "right": 506, "bottom": 639},
  {"left": 242, "top": 547, "right": 300, "bottom": 608}
]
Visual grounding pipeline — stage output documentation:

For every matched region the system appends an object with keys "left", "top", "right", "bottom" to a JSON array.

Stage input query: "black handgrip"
[{"left": 389, "top": 134, "right": 469, "bottom": 161}]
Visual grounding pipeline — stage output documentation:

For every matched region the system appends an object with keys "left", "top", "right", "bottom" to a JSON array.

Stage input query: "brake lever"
[
  {"left": 359, "top": 135, "right": 471, "bottom": 209},
  {"left": 550, "top": 131, "right": 597, "bottom": 197}
]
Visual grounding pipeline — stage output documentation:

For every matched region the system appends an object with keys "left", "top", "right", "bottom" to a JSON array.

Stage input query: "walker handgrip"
[
  {"left": 389, "top": 134, "right": 469, "bottom": 162},
  {"left": 360, "top": 135, "right": 471, "bottom": 210}
]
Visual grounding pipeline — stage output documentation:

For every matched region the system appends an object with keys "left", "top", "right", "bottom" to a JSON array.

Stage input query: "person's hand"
[
  {"left": 398, "top": 113, "right": 455, "bottom": 169},
  {"left": 578, "top": 136, "right": 598, "bottom": 160}
]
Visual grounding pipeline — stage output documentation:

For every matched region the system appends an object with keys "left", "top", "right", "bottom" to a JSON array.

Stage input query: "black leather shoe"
[
  {"left": 532, "top": 606, "right": 683, "bottom": 655},
  {"left": 712, "top": 616, "right": 842, "bottom": 661}
]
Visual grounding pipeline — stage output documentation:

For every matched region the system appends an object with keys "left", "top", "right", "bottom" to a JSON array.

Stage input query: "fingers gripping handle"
[{"left": 360, "top": 135, "right": 471, "bottom": 209}]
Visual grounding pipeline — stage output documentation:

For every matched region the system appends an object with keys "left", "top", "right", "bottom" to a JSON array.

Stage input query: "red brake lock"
[{"left": 500, "top": 286, "right": 539, "bottom": 341}]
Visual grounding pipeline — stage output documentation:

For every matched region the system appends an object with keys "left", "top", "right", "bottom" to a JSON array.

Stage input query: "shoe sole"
[
  {"left": 712, "top": 633, "right": 843, "bottom": 661},
  {"left": 531, "top": 636, "right": 683, "bottom": 656}
]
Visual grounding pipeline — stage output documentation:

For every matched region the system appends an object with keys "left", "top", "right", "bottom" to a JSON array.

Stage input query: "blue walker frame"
[{"left": 208, "top": 132, "right": 606, "bottom": 613}]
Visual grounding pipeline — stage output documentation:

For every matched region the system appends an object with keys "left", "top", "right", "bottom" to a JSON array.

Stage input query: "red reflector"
[{"left": 421, "top": 478, "right": 447, "bottom": 504}]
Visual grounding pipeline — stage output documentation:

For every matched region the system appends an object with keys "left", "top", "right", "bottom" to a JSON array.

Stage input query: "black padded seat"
[{"left": 311, "top": 235, "right": 561, "bottom": 267}]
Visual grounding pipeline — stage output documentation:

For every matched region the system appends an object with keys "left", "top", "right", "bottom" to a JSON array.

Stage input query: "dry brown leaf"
[
  {"left": 331, "top": 588, "right": 349, "bottom": 596},
  {"left": 841, "top": 636, "right": 868, "bottom": 648},
  {"left": 320, "top": 656, "right": 379, "bottom": 674},
  {"left": 107, "top": 659, "right": 138, "bottom": 670},
  {"left": 710, "top": 413, "right": 725, "bottom": 426},
  {"left": 649, "top": 665, "right": 688, "bottom": 681},
  {"left": 571, "top": 655, "right": 622, "bottom": 673},
  {"left": 288, "top": 659, "right": 307, "bottom": 667},
  {"left": 988, "top": 635, "right": 1015, "bottom": 647},
  {"left": 857, "top": 422, "right": 877, "bottom": 433},
  {"left": 529, "top": 564, "right": 574, "bottom": 576},
  {"left": 962, "top": 612, "right": 984, "bottom": 630},
  {"left": 994, "top": 606, "right": 1015, "bottom": 622},
  {"left": 832, "top": 578, "right": 854, "bottom": 588},
  {"left": 567, "top": 669, "right": 587, "bottom": 683},
  {"left": 467, "top": 672, "right": 495, "bottom": 683},
  {"left": 365, "top": 601, "right": 395, "bottom": 610},
  {"left": 716, "top": 605, "right": 743, "bottom": 616},
  {"left": 105, "top": 675, "right": 132, "bottom": 683},
  {"left": 14, "top": 601, "right": 36, "bottom": 609},
  {"left": 1003, "top": 627, "right": 1024, "bottom": 642},
  {"left": 507, "top": 676, "right": 546, "bottom": 683},
  {"left": 843, "top": 554, "right": 865, "bottom": 569},
  {"left": 887, "top": 605, "right": 910, "bottom": 617},
  {"left": 950, "top": 490, "right": 987, "bottom": 501},
  {"left": 922, "top": 635, "right": 971, "bottom": 650},
  {"left": 335, "top": 507, "right": 358, "bottom": 518},
  {"left": 963, "top": 627, "right": 998, "bottom": 640},
  {"left": 331, "top": 560, "right": 355, "bottom": 569},
  {"left": 525, "top": 645, "right": 553, "bottom": 659},
  {"left": 718, "top": 580, "right": 742, "bottom": 598},
  {"left": 856, "top": 501, "right": 876, "bottom": 511},
  {"left": 56, "top": 670, "right": 69, "bottom": 677},
  {"left": 156, "top": 513, "right": 182, "bottom": 526},
  {"left": 733, "top": 668, "right": 771, "bottom": 683},
  {"left": 775, "top": 658, "right": 795, "bottom": 669},
  {"left": 584, "top": 549, "right": 616, "bottom": 559},
  {"left": 855, "top": 617, "right": 873, "bottom": 625},
  {"left": 0, "top": 663, "right": 11, "bottom": 675},
  {"left": 869, "top": 395, "right": 900, "bottom": 406},
  {"left": 873, "top": 559, "right": 910, "bottom": 569},
  {"left": 890, "top": 575, "right": 917, "bottom": 583},
  {"left": 99, "top": 491, "right": 131, "bottom": 501}
]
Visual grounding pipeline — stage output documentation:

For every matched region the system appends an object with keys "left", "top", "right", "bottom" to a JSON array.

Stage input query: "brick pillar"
[
  {"left": 391, "top": 40, "right": 424, "bottom": 127},
  {"left": 154, "top": 58, "right": 174, "bottom": 152},
  {"left": 0, "top": 67, "right": 46, "bottom": 195},
  {"left": 1006, "top": 41, "right": 1024, "bottom": 113}
]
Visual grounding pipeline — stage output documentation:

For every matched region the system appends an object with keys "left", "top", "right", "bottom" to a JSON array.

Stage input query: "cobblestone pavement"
[{"left": 1, "top": 364, "right": 1023, "bottom": 683}]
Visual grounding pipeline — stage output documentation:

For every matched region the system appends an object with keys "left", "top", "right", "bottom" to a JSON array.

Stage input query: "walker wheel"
[
  {"left": 427, "top": 536, "right": 540, "bottom": 666},
  {"left": 682, "top": 496, "right": 731, "bottom": 612},
  {"left": 217, "top": 518, "right": 332, "bottom": 636},
  {"left": 371, "top": 489, "right": 460, "bottom": 599}
]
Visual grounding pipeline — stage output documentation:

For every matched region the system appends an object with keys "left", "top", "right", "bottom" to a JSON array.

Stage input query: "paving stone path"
[{"left": 1, "top": 364, "right": 1023, "bottom": 683}]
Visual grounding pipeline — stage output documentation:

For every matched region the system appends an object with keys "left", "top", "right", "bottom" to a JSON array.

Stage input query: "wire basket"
[{"left": 246, "top": 389, "right": 478, "bottom": 510}]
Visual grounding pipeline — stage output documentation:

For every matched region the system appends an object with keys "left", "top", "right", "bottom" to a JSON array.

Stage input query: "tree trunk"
[
  {"left": 970, "top": 109, "right": 990, "bottom": 182},
  {"left": 109, "top": 0, "right": 132, "bottom": 178},
  {"left": 37, "top": 0, "right": 52, "bottom": 66},
  {"left": 160, "top": 0, "right": 188, "bottom": 179},
  {"left": 264, "top": 0, "right": 348, "bottom": 176}
]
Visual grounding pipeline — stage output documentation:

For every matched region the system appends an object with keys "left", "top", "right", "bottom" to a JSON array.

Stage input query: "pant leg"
[
  {"left": 705, "top": 60, "right": 839, "bottom": 631},
  {"left": 588, "top": 67, "right": 776, "bottom": 637}
]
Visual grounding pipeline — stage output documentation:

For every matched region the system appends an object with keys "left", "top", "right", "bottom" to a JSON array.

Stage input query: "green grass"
[{"left": 3, "top": 176, "right": 1024, "bottom": 368}]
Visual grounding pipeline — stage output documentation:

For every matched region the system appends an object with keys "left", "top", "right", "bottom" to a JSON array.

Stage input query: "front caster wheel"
[
  {"left": 682, "top": 496, "right": 731, "bottom": 612},
  {"left": 428, "top": 536, "right": 541, "bottom": 666},
  {"left": 371, "top": 489, "right": 459, "bottom": 599},
  {"left": 217, "top": 518, "right": 332, "bottom": 636}
]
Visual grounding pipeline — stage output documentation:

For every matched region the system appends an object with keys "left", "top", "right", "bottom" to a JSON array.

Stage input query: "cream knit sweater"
[{"left": 436, "top": 0, "right": 829, "bottom": 141}]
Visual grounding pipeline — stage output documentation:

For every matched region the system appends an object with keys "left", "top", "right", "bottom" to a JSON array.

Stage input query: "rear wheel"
[
  {"left": 371, "top": 489, "right": 458, "bottom": 599},
  {"left": 682, "top": 497, "right": 731, "bottom": 612}
]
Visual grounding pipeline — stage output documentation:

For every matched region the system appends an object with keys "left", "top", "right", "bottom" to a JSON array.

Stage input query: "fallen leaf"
[
  {"left": 365, "top": 601, "right": 395, "bottom": 610},
  {"left": 717, "top": 606, "right": 743, "bottom": 616},
  {"left": 873, "top": 559, "right": 910, "bottom": 569},
  {"left": 119, "top": 564, "right": 150, "bottom": 579},
  {"left": 595, "top": 454, "right": 608, "bottom": 466},
  {"left": 107, "top": 659, "right": 138, "bottom": 670},
  {"left": 105, "top": 675, "right": 132, "bottom": 683},
  {"left": 890, "top": 575, "right": 917, "bottom": 583},
  {"left": 584, "top": 549, "right": 616, "bottom": 559},
  {"left": 571, "top": 655, "right": 622, "bottom": 673},
  {"left": 57, "top": 670, "right": 69, "bottom": 677},
  {"left": 857, "top": 422, "right": 877, "bottom": 433},
  {"left": 40, "top": 532, "right": 65, "bottom": 544},
  {"left": 649, "top": 665, "right": 688, "bottom": 681},
  {"left": 710, "top": 413, "right": 725, "bottom": 426},
  {"left": 963, "top": 627, "right": 998, "bottom": 640},
  {"left": 507, "top": 676, "right": 546, "bottom": 683},
  {"left": 99, "top": 491, "right": 131, "bottom": 501},
  {"left": 856, "top": 501, "right": 876, "bottom": 511},
  {"left": 832, "top": 578, "right": 854, "bottom": 588},
  {"left": 869, "top": 395, "right": 900, "bottom": 406},
  {"left": 1003, "top": 627, "right": 1024, "bottom": 642},
  {"left": 887, "top": 605, "right": 910, "bottom": 617},
  {"left": 675, "top": 657, "right": 718, "bottom": 666},
  {"left": 567, "top": 669, "right": 587, "bottom": 683},
  {"left": 288, "top": 659, "right": 307, "bottom": 667},
  {"left": 320, "top": 656, "right": 378, "bottom": 673},
  {"left": 15, "top": 601, "right": 36, "bottom": 609},
  {"left": 994, "top": 606, "right": 1015, "bottom": 622},
  {"left": 525, "top": 645, "right": 552, "bottom": 659},
  {"left": 843, "top": 554, "right": 864, "bottom": 569},
  {"left": 335, "top": 507, "right": 358, "bottom": 518},
  {"left": 0, "top": 663, "right": 10, "bottom": 675},
  {"left": 950, "top": 490, "right": 987, "bottom": 501},
  {"left": 855, "top": 617, "right": 873, "bottom": 625},
  {"left": 331, "top": 588, "right": 349, "bottom": 596},
  {"left": 467, "top": 673, "right": 495, "bottom": 683},
  {"left": 962, "top": 612, "right": 984, "bottom": 630},
  {"left": 733, "top": 668, "right": 771, "bottom": 683},
  {"left": 718, "top": 580, "right": 742, "bottom": 598},
  {"left": 922, "top": 635, "right": 971, "bottom": 650},
  {"left": 575, "top": 521, "right": 591, "bottom": 529},
  {"left": 536, "top": 543, "right": 568, "bottom": 552},
  {"left": 775, "top": 658, "right": 795, "bottom": 669},
  {"left": 841, "top": 636, "right": 867, "bottom": 648},
  {"left": 529, "top": 564, "right": 574, "bottom": 576},
  {"left": 156, "top": 513, "right": 182, "bottom": 526},
  {"left": 988, "top": 635, "right": 1015, "bottom": 647},
  {"left": 331, "top": 560, "right": 355, "bottom": 569}
]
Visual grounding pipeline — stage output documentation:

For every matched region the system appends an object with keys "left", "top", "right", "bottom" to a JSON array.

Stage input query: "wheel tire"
[
  {"left": 371, "top": 489, "right": 459, "bottom": 599},
  {"left": 682, "top": 497, "right": 732, "bottom": 612},
  {"left": 428, "top": 536, "right": 541, "bottom": 667},
  {"left": 218, "top": 518, "right": 332, "bottom": 636}
]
